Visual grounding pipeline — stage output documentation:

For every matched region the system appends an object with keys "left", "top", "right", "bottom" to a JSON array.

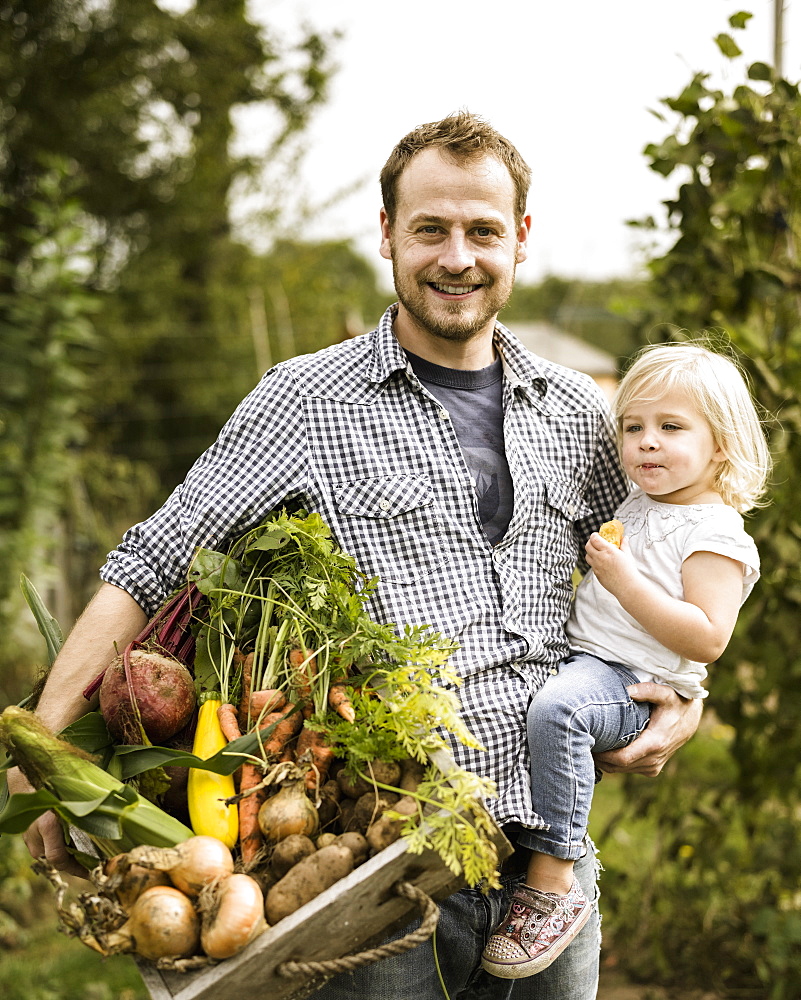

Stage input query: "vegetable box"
[{"left": 135, "top": 765, "right": 512, "bottom": 1000}]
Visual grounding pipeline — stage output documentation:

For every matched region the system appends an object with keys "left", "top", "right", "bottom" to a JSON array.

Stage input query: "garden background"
[{"left": 1, "top": 3, "right": 799, "bottom": 998}]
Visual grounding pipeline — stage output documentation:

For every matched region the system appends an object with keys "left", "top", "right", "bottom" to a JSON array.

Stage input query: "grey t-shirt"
[{"left": 405, "top": 351, "right": 513, "bottom": 545}]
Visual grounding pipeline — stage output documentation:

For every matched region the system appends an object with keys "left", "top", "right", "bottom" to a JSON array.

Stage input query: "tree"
[
  {"left": 0, "top": 0, "right": 336, "bottom": 664},
  {"left": 602, "top": 14, "right": 801, "bottom": 995},
  {"left": 0, "top": 161, "right": 106, "bottom": 694},
  {"left": 0, "top": 0, "right": 333, "bottom": 282}
]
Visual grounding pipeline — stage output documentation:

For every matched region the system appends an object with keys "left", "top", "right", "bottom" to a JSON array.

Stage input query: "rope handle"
[{"left": 277, "top": 880, "right": 439, "bottom": 979}]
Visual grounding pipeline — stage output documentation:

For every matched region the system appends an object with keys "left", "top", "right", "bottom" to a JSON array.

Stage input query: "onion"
[
  {"left": 199, "top": 874, "right": 267, "bottom": 959},
  {"left": 126, "top": 835, "right": 234, "bottom": 898},
  {"left": 100, "top": 649, "right": 196, "bottom": 744},
  {"left": 258, "top": 777, "right": 319, "bottom": 842},
  {"left": 103, "top": 854, "right": 171, "bottom": 911},
  {"left": 106, "top": 885, "right": 200, "bottom": 961}
]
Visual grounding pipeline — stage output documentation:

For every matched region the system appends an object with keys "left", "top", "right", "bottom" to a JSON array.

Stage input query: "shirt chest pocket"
[
  {"left": 546, "top": 480, "right": 593, "bottom": 522},
  {"left": 535, "top": 479, "right": 594, "bottom": 574},
  {"left": 332, "top": 475, "right": 447, "bottom": 585}
]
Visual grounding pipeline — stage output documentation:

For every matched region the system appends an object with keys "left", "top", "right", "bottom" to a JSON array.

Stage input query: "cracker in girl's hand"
[{"left": 599, "top": 519, "right": 624, "bottom": 547}]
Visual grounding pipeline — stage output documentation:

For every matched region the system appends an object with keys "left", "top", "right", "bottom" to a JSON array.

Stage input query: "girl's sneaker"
[{"left": 481, "top": 878, "right": 592, "bottom": 979}]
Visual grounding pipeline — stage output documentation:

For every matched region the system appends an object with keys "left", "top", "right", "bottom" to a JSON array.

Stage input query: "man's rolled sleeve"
[{"left": 100, "top": 366, "right": 310, "bottom": 616}]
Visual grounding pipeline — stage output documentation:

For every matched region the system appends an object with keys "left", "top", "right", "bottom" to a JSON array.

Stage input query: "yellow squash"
[{"left": 187, "top": 696, "right": 238, "bottom": 848}]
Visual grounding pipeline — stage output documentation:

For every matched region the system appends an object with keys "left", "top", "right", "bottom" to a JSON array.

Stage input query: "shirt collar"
[
  {"left": 493, "top": 320, "right": 549, "bottom": 398},
  {"left": 367, "top": 304, "right": 409, "bottom": 384},
  {"left": 367, "top": 304, "right": 549, "bottom": 399}
]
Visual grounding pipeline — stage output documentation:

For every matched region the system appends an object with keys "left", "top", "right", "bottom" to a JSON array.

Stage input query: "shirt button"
[
  {"left": 549, "top": 668, "right": 559, "bottom": 676},
  {"left": 438, "top": 409, "right": 450, "bottom": 420},
  {"left": 378, "top": 499, "right": 391, "bottom": 511}
]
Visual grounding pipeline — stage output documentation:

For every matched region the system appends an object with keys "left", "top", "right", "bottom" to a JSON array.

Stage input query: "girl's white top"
[{"left": 567, "top": 488, "right": 760, "bottom": 699}]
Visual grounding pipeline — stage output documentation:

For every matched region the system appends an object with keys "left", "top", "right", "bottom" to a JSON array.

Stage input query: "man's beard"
[{"left": 392, "top": 263, "right": 515, "bottom": 343}]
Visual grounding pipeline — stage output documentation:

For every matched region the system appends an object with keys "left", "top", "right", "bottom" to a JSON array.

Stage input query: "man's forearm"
[{"left": 34, "top": 582, "right": 148, "bottom": 733}]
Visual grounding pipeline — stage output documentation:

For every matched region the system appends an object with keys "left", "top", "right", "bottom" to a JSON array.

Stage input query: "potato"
[
  {"left": 338, "top": 797, "right": 356, "bottom": 832},
  {"left": 265, "top": 845, "right": 354, "bottom": 924},
  {"left": 367, "top": 759, "right": 402, "bottom": 788},
  {"left": 320, "top": 778, "right": 341, "bottom": 801},
  {"left": 399, "top": 758, "right": 426, "bottom": 794},
  {"left": 270, "top": 834, "right": 317, "bottom": 879},
  {"left": 317, "top": 779, "right": 341, "bottom": 828},
  {"left": 334, "top": 831, "right": 369, "bottom": 866},
  {"left": 366, "top": 813, "right": 403, "bottom": 854},
  {"left": 350, "top": 790, "right": 398, "bottom": 833},
  {"left": 336, "top": 759, "right": 402, "bottom": 799},
  {"left": 336, "top": 770, "right": 373, "bottom": 800},
  {"left": 316, "top": 833, "right": 338, "bottom": 849},
  {"left": 365, "top": 795, "right": 418, "bottom": 855}
]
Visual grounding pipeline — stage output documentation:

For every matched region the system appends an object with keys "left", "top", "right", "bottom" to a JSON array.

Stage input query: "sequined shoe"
[{"left": 481, "top": 879, "right": 592, "bottom": 979}]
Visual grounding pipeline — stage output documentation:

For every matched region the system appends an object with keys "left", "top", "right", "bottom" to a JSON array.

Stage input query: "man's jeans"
[
  {"left": 519, "top": 653, "right": 651, "bottom": 860},
  {"left": 312, "top": 842, "right": 601, "bottom": 1000}
]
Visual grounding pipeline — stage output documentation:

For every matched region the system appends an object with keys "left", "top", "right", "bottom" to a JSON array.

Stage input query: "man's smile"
[{"left": 429, "top": 281, "right": 483, "bottom": 296}]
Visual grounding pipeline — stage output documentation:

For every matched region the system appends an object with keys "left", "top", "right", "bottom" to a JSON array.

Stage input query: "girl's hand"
[{"left": 584, "top": 532, "right": 640, "bottom": 597}]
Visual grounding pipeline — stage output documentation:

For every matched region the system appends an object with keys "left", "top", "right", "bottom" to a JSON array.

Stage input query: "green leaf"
[
  {"left": 187, "top": 549, "right": 242, "bottom": 596},
  {"left": 715, "top": 33, "right": 742, "bottom": 59},
  {"left": 729, "top": 11, "right": 753, "bottom": 30},
  {"left": 0, "top": 788, "right": 62, "bottom": 834},
  {"left": 666, "top": 77, "right": 710, "bottom": 116},
  {"left": 67, "top": 806, "right": 124, "bottom": 840},
  {"left": 192, "top": 625, "right": 225, "bottom": 694},
  {"left": 19, "top": 575, "right": 63, "bottom": 666},
  {"left": 111, "top": 719, "right": 301, "bottom": 779},
  {"left": 748, "top": 62, "right": 773, "bottom": 82},
  {"left": 246, "top": 529, "right": 291, "bottom": 552},
  {"left": 46, "top": 775, "right": 124, "bottom": 815},
  {"left": 60, "top": 712, "right": 114, "bottom": 755}
]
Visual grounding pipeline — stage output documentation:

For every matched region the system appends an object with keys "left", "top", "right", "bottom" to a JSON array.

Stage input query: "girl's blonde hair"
[{"left": 614, "top": 342, "right": 772, "bottom": 513}]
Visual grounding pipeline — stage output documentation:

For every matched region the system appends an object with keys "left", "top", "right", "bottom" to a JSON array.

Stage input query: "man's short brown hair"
[{"left": 380, "top": 111, "right": 531, "bottom": 226}]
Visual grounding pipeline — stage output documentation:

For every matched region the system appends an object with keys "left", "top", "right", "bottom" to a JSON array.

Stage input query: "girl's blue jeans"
[
  {"left": 518, "top": 652, "right": 652, "bottom": 861},
  {"left": 313, "top": 841, "right": 601, "bottom": 1000}
]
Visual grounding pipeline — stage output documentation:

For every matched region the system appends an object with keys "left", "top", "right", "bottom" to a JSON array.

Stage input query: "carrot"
[
  {"left": 215, "top": 702, "right": 244, "bottom": 793},
  {"left": 217, "top": 703, "right": 242, "bottom": 744},
  {"left": 238, "top": 700, "right": 298, "bottom": 862},
  {"left": 328, "top": 683, "right": 356, "bottom": 723},
  {"left": 281, "top": 701, "right": 312, "bottom": 764},
  {"left": 237, "top": 652, "right": 255, "bottom": 730},
  {"left": 249, "top": 689, "right": 286, "bottom": 718},
  {"left": 262, "top": 703, "right": 303, "bottom": 759},
  {"left": 296, "top": 724, "right": 336, "bottom": 791},
  {"left": 289, "top": 647, "right": 315, "bottom": 704},
  {"left": 238, "top": 762, "right": 266, "bottom": 864}
]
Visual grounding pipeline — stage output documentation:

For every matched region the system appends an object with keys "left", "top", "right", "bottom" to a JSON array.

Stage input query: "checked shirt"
[{"left": 101, "top": 305, "right": 629, "bottom": 831}]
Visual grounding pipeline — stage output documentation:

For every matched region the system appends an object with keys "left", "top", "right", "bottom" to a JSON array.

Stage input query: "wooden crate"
[{"left": 135, "top": 795, "right": 512, "bottom": 1000}]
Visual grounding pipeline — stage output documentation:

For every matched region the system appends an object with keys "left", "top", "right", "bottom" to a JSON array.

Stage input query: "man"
[{"left": 10, "top": 112, "right": 701, "bottom": 998}]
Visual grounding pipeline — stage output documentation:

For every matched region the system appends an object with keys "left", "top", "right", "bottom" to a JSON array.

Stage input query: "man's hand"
[
  {"left": 594, "top": 682, "right": 703, "bottom": 777},
  {"left": 7, "top": 766, "right": 88, "bottom": 878},
  {"left": 5, "top": 583, "right": 148, "bottom": 878}
]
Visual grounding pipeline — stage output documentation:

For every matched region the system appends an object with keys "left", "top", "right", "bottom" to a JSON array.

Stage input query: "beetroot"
[{"left": 100, "top": 650, "right": 196, "bottom": 744}]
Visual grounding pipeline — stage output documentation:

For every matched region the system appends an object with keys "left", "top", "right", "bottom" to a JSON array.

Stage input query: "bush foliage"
[{"left": 600, "top": 16, "right": 801, "bottom": 997}]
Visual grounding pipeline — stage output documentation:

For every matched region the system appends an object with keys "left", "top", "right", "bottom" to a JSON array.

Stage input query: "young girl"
[{"left": 482, "top": 342, "right": 772, "bottom": 980}]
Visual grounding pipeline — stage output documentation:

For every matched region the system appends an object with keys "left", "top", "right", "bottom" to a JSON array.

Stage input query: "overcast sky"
[{"left": 233, "top": 0, "right": 799, "bottom": 287}]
